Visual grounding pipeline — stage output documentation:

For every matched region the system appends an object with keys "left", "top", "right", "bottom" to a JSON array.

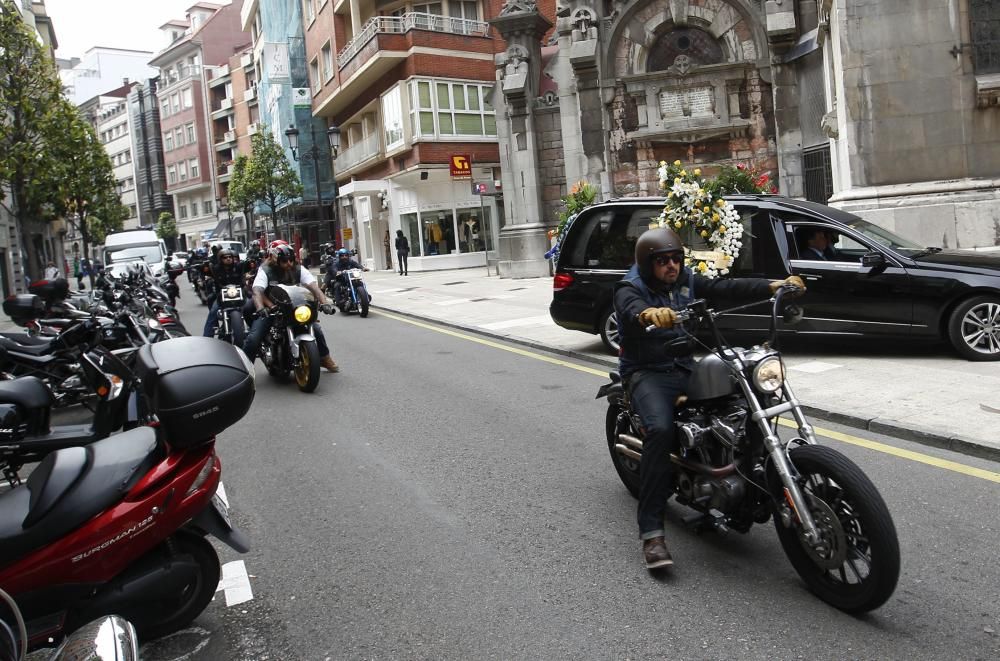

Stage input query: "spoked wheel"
[
  {"left": 123, "top": 534, "right": 220, "bottom": 641},
  {"left": 606, "top": 404, "right": 640, "bottom": 499},
  {"left": 599, "top": 308, "right": 620, "bottom": 355},
  {"left": 294, "top": 340, "right": 321, "bottom": 392},
  {"left": 357, "top": 285, "right": 370, "bottom": 318},
  {"left": 770, "top": 445, "right": 900, "bottom": 613}
]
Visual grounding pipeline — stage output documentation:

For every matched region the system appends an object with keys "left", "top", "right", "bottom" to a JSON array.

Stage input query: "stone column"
[{"left": 490, "top": 1, "right": 553, "bottom": 278}]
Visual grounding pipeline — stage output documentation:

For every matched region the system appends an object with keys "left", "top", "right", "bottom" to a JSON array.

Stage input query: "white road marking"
[
  {"left": 787, "top": 360, "right": 842, "bottom": 374},
  {"left": 479, "top": 315, "right": 553, "bottom": 330},
  {"left": 433, "top": 298, "right": 472, "bottom": 306},
  {"left": 216, "top": 560, "right": 254, "bottom": 606}
]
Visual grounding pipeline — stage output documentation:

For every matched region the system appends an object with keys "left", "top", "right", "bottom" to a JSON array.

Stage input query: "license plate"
[{"left": 212, "top": 493, "right": 233, "bottom": 530}]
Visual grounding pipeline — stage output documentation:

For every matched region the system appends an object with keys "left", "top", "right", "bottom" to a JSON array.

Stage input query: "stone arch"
[{"left": 604, "top": 0, "right": 767, "bottom": 78}]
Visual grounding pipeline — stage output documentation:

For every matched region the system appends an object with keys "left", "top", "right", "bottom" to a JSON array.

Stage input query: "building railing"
[
  {"left": 337, "top": 12, "right": 489, "bottom": 71},
  {"left": 161, "top": 64, "right": 202, "bottom": 87},
  {"left": 336, "top": 132, "right": 381, "bottom": 170}
]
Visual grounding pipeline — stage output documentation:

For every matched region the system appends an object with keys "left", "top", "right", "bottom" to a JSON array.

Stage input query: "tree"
[
  {"left": 227, "top": 154, "right": 256, "bottom": 239},
  {"left": 156, "top": 211, "right": 178, "bottom": 251},
  {"left": 0, "top": 0, "right": 74, "bottom": 280},
  {"left": 244, "top": 128, "right": 302, "bottom": 239},
  {"left": 47, "top": 99, "right": 125, "bottom": 283}
]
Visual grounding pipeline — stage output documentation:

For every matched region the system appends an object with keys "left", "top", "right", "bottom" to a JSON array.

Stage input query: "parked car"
[
  {"left": 549, "top": 195, "right": 1000, "bottom": 361},
  {"left": 170, "top": 250, "right": 190, "bottom": 268}
]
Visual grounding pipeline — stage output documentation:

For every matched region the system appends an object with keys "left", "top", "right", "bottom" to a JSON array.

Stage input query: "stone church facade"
[{"left": 489, "top": 0, "right": 1000, "bottom": 277}]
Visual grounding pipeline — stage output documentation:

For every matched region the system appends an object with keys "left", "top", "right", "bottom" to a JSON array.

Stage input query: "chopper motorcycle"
[
  {"left": 598, "top": 286, "right": 900, "bottom": 613},
  {"left": 258, "top": 284, "right": 335, "bottom": 393}
]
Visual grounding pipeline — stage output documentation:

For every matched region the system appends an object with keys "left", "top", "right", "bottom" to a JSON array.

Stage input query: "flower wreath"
[{"left": 652, "top": 160, "right": 745, "bottom": 279}]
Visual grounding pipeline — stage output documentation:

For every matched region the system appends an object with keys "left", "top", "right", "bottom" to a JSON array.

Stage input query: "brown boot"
[
  {"left": 642, "top": 536, "right": 673, "bottom": 570},
  {"left": 320, "top": 355, "right": 339, "bottom": 373}
]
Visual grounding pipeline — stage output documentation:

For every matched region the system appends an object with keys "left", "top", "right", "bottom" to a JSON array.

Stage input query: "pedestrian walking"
[
  {"left": 44, "top": 261, "right": 60, "bottom": 280},
  {"left": 299, "top": 243, "right": 309, "bottom": 268},
  {"left": 74, "top": 255, "right": 84, "bottom": 289},
  {"left": 394, "top": 229, "right": 409, "bottom": 276}
]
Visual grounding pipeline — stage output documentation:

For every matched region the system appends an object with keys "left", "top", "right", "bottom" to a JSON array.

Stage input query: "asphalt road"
[{"left": 127, "top": 286, "right": 1000, "bottom": 660}]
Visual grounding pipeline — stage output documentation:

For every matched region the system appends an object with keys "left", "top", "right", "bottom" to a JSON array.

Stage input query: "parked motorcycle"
[
  {"left": 1, "top": 586, "right": 139, "bottom": 660},
  {"left": 0, "top": 337, "right": 254, "bottom": 651},
  {"left": 259, "top": 284, "right": 334, "bottom": 393},
  {"left": 598, "top": 287, "right": 900, "bottom": 613}
]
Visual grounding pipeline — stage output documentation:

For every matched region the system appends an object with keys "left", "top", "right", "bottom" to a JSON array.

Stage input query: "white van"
[
  {"left": 103, "top": 230, "right": 168, "bottom": 277},
  {"left": 210, "top": 240, "right": 247, "bottom": 261}
]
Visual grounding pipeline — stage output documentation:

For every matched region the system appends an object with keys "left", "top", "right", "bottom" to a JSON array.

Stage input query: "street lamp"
[{"left": 284, "top": 123, "right": 341, "bottom": 246}]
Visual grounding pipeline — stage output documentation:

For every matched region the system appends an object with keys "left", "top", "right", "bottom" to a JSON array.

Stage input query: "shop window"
[
  {"left": 457, "top": 208, "right": 484, "bottom": 253},
  {"left": 423, "top": 210, "right": 455, "bottom": 255}
]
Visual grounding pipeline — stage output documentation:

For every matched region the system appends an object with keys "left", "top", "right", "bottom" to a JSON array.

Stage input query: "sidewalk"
[{"left": 358, "top": 266, "right": 1000, "bottom": 462}]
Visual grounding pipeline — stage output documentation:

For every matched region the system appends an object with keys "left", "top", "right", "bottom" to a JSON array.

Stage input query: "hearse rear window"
[{"left": 559, "top": 206, "right": 662, "bottom": 270}]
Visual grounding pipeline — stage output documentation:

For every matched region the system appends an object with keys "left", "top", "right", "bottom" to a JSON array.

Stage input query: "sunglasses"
[{"left": 653, "top": 253, "right": 684, "bottom": 266}]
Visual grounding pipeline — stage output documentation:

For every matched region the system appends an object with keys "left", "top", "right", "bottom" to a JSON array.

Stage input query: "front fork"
[{"left": 746, "top": 379, "right": 821, "bottom": 545}]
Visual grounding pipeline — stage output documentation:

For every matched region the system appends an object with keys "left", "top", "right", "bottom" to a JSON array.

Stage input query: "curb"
[{"left": 370, "top": 303, "right": 1000, "bottom": 464}]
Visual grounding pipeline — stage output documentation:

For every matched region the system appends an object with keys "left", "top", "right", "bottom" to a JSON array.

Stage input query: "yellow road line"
[
  {"left": 776, "top": 419, "right": 1000, "bottom": 483},
  {"left": 377, "top": 309, "right": 1000, "bottom": 483}
]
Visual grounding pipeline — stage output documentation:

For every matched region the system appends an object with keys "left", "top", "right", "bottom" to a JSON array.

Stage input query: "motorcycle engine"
[{"left": 675, "top": 472, "right": 747, "bottom": 513}]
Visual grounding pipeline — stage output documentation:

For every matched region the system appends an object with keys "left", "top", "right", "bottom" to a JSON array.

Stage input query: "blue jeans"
[
  {"left": 628, "top": 368, "right": 690, "bottom": 539},
  {"left": 243, "top": 315, "right": 329, "bottom": 362},
  {"left": 202, "top": 301, "right": 219, "bottom": 337}
]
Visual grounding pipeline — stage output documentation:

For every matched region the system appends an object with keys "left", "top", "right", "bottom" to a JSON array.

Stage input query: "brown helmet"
[{"left": 635, "top": 227, "right": 684, "bottom": 282}]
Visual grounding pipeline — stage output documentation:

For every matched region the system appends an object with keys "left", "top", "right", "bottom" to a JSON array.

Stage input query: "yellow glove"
[
  {"left": 638, "top": 307, "right": 678, "bottom": 329},
  {"left": 769, "top": 275, "right": 806, "bottom": 297}
]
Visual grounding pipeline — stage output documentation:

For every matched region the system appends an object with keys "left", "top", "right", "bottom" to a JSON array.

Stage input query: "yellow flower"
[
  {"left": 694, "top": 168, "right": 701, "bottom": 176},
  {"left": 698, "top": 189, "right": 705, "bottom": 197},
  {"left": 680, "top": 170, "right": 687, "bottom": 176},
  {"left": 648, "top": 221, "right": 659, "bottom": 230},
  {"left": 712, "top": 213, "right": 720, "bottom": 222},
  {"left": 700, "top": 230, "right": 709, "bottom": 238},
  {"left": 674, "top": 177, "right": 681, "bottom": 185},
  {"left": 659, "top": 160, "right": 666, "bottom": 167},
  {"left": 719, "top": 226, "right": 727, "bottom": 234},
  {"left": 674, "top": 221, "right": 682, "bottom": 229},
  {"left": 716, "top": 199, "right": 726, "bottom": 207},
  {"left": 673, "top": 160, "right": 681, "bottom": 166},
  {"left": 698, "top": 261, "right": 708, "bottom": 272}
]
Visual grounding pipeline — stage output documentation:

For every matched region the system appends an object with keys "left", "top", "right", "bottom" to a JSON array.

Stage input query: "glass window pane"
[
  {"left": 455, "top": 114, "right": 482, "bottom": 135},
  {"left": 418, "top": 81, "right": 431, "bottom": 108},
  {"left": 403, "top": 213, "right": 421, "bottom": 257},
  {"left": 420, "top": 112, "right": 435, "bottom": 134},
  {"left": 439, "top": 113, "right": 454, "bottom": 134},
  {"left": 453, "top": 84, "right": 466, "bottom": 110},
  {"left": 484, "top": 114, "right": 496, "bottom": 135},
  {"left": 423, "top": 210, "right": 454, "bottom": 255},
  {"left": 467, "top": 86, "right": 479, "bottom": 110},
  {"left": 437, "top": 83, "right": 450, "bottom": 109},
  {"left": 457, "top": 208, "right": 484, "bottom": 253}
]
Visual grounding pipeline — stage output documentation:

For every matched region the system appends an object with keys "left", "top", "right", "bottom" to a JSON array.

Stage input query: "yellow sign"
[{"left": 342, "top": 228, "right": 353, "bottom": 240}]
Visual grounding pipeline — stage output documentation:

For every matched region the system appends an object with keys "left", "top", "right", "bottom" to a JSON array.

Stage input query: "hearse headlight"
[{"left": 752, "top": 356, "right": 785, "bottom": 393}]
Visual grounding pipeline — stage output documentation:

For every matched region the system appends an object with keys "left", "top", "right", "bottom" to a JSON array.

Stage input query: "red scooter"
[{"left": 0, "top": 337, "right": 254, "bottom": 651}]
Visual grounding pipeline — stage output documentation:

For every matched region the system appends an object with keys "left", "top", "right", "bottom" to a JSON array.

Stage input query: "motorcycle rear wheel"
[
  {"left": 606, "top": 404, "right": 640, "bottom": 499},
  {"left": 294, "top": 340, "right": 321, "bottom": 392},
  {"left": 126, "top": 534, "right": 220, "bottom": 641},
  {"left": 357, "top": 285, "right": 370, "bottom": 318},
  {"left": 769, "top": 445, "right": 899, "bottom": 613}
]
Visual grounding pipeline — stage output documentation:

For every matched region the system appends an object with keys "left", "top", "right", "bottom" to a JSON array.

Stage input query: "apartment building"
[
  {"left": 127, "top": 79, "right": 174, "bottom": 232},
  {"left": 149, "top": 1, "right": 248, "bottom": 251},
  {"left": 59, "top": 47, "right": 156, "bottom": 106}
]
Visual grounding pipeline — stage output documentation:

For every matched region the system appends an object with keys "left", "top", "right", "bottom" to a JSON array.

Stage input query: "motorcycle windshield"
[{"left": 267, "top": 284, "right": 314, "bottom": 307}]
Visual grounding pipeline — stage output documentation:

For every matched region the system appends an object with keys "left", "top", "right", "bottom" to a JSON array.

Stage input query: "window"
[
  {"left": 407, "top": 78, "right": 496, "bottom": 138},
  {"left": 178, "top": 204, "right": 188, "bottom": 219},
  {"left": 303, "top": 0, "right": 314, "bottom": 23},
  {"left": 191, "top": 200, "right": 199, "bottom": 216},
  {"left": 164, "top": 132, "right": 174, "bottom": 150},
  {"left": 401, "top": 213, "right": 421, "bottom": 256},
  {"left": 186, "top": 123, "right": 196, "bottom": 143},
  {"left": 182, "top": 87, "right": 193, "bottom": 108},
  {"left": 190, "top": 158, "right": 200, "bottom": 179},
  {"left": 414, "top": 3, "right": 443, "bottom": 14},
  {"left": 179, "top": 161, "right": 188, "bottom": 181},
  {"left": 382, "top": 85, "right": 404, "bottom": 149},
  {"left": 321, "top": 42, "right": 333, "bottom": 82},
  {"left": 204, "top": 199, "right": 213, "bottom": 214},
  {"left": 160, "top": 99, "right": 170, "bottom": 116},
  {"left": 448, "top": 0, "right": 477, "bottom": 20},
  {"left": 971, "top": 0, "right": 1000, "bottom": 74},
  {"left": 309, "top": 58, "right": 321, "bottom": 93},
  {"left": 129, "top": 205, "right": 137, "bottom": 218},
  {"left": 171, "top": 93, "right": 180, "bottom": 113},
  {"left": 803, "top": 146, "right": 833, "bottom": 203},
  {"left": 423, "top": 210, "right": 455, "bottom": 255},
  {"left": 175, "top": 127, "right": 184, "bottom": 147},
  {"left": 168, "top": 165, "right": 177, "bottom": 184}
]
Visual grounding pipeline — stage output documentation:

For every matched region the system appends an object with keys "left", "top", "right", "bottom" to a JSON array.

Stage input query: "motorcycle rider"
[
  {"left": 614, "top": 227, "right": 804, "bottom": 570},
  {"left": 243, "top": 243, "right": 340, "bottom": 373},
  {"left": 325, "top": 248, "right": 367, "bottom": 308},
  {"left": 201, "top": 248, "right": 248, "bottom": 337}
]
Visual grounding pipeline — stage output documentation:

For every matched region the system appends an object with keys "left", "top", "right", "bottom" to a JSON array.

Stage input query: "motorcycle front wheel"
[
  {"left": 606, "top": 404, "right": 640, "bottom": 499},
  {"left": 357, "top": 285, "right": 370, "bottom": 318},
  {"left": 294, "top": 340, "right": 320, "bottom": 392},
  {"left": 769, "top": 445, "right": 900, "bottom": 613},
  {"left": 226, "top": 308, "right": 246, "bottom": 349}
]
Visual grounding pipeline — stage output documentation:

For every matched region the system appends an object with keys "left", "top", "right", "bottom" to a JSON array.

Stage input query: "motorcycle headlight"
[
  {"left": 294, "top": 305, "right": 312, "bottom": 323},
  {"left": 752, "top": 356, "right": 785, "bottom": 393}
]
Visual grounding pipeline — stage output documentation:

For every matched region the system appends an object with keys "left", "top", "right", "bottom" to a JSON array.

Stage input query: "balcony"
[
  {"left": 247, "top": 123, "right": 259, "bottom": 135},
  {"left": 338, "top": 13, "right": 489, "bottom": 72},
  {"left": 211, "top": 97, "right": 234, "bottom": 120},
  {"left": 244, "top": 86, "right": 257, "bottom": 102},
  {"left": 240, "top": 52, "right": 253, "bottom": 69},
  {"left": 336, "top": 132, "right": 381, "bottom": 173},
  {"left": 217, "top": 161, "right": 234, "bottom": 181},
  {"left": 160, "top": 64, "right": 202, "bottom": 89},
  {"left": 224, "top": 130, "right": 236, "bottom": 143},
  {"left": 214, "top": 130, "right": 237, "bottom": 151}
]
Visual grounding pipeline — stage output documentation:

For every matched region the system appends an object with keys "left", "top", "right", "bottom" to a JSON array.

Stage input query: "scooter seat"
[
  {"left": 0, "top": 333, "right": 50, "bottom": 346},
  {"left": 0, "top": 426, "right": 159, "bottom": 567},
  {"left": 0, "top": 377, "right": 54, "bottom": 410},
  {"left": 0, "top": 335, "right": 53, "bottom": 356}
]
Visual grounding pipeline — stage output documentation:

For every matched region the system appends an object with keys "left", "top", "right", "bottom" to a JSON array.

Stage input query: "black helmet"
[
  {"left": 219, "top": 248, "right": 237, "bottom": 260},
  {"left": 634, "top": 228, "right": 684, "bottom": 282}
]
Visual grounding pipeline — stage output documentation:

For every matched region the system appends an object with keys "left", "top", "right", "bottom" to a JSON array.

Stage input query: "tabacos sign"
[{"left": 450, "top": 154, "right": 472, "bottom": 179}]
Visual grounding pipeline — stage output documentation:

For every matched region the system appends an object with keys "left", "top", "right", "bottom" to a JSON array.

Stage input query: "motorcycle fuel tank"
[{"left": 686, "top": 353, "right": 737, "bottom": 401}]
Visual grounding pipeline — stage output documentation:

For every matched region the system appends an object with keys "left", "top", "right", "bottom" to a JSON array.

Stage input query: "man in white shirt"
[
  {"left": 44, "top": 261, "right": 61, "bottom": 280},
  {"left": 244, "top": 244, "right": 339, "bottom": 372}
]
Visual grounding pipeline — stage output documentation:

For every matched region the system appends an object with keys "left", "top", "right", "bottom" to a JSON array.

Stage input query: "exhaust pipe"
[
  {"left": 618, "top": 433, "right": 643, "bottom": 451},
  {"left": 615, "top": 444, "right": 641, "bottom": 461}
]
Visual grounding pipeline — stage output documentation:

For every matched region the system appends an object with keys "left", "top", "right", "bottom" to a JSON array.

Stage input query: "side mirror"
[
  {"left": 861, "top": 251, "right": 885, "bottom": 269},
  {"left": 51, "top": 616, "right": 139, "bottom": 660}
]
